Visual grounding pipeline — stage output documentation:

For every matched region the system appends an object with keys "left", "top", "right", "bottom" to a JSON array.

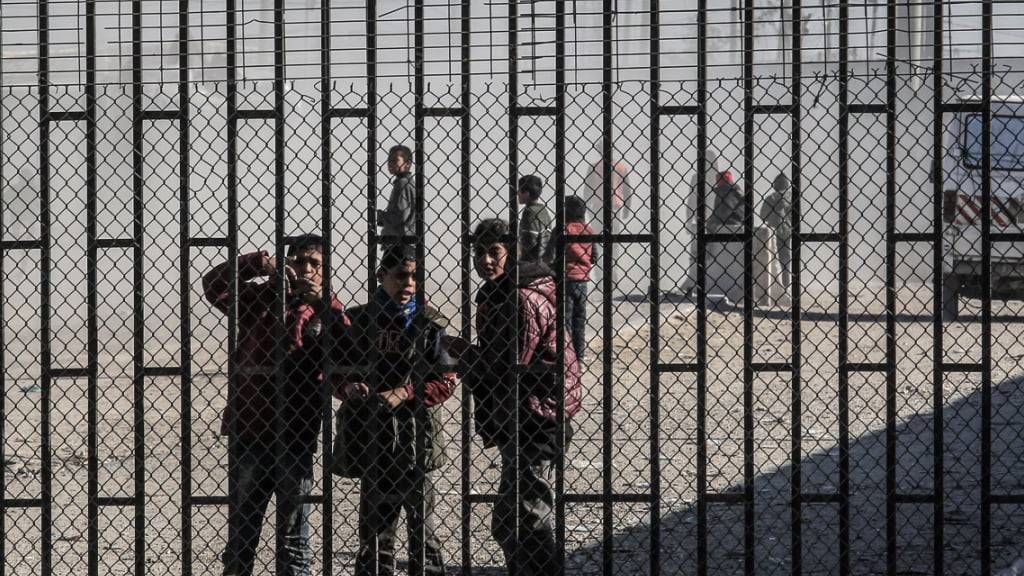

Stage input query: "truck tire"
[{"left": 942, "top": 272, "right": 960, "bottom": 321}]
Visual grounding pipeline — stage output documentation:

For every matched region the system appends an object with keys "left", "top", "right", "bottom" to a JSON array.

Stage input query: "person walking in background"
[
  {"left": 332, "top": 244, "right": 457, "bottom": 576},
  {"left": 760, "top": 172, "right": 793, "bottom": 293},
  {"left": 203, "top": 235, "right": 348, "bottom": 576},
  {"left": 559, "top": 196, "right": 598, "bottom": 364},
  {"left": 450, "top": 218, "right": 581, "bottom": 576},
  {"left": 681, "top": 149, "right": 720, "bottom": 298},
  {"left": 378, "top": 144, "right": 415, "bottom": 242},
  {"left": 517, "top": 174, "right": 553, "bottom": 263}
]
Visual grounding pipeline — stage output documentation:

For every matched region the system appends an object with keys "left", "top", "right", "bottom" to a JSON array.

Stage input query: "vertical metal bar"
[
  {"left": 837, "top": 2, "right": 851, "bottom": 575},
  {"left": 884, "top": 0, "right": 897, "bottom": 573},
  {"left": 271, "top": 1, "right": 288, "bottom": 572},
  {"left": 178, "top": 1, "right": 193, "bottom": 573},
  {"left": 789, "top": 2, "right": 804, "bottom": 574},
  {"left": 740, "top": 0, "right": 756, "bottom": 572},
  {"left": 459, "top": 0, "right": 474, "bottom": 572},
  {"left": 412, "top": 1, "right": 428, "bottom": 574},
  {"left": 695, "top": 0, "right": 709, "bottom": 573},
  {"left": 648, "top": 2, "right": 662, "bottom": 575},
  {"left": 980, "top": 1, "right": 993, "bottom": 572},
  {"left": 366, "top": 2, "right": 378, "bottom": 294},
  {"left": 507, "top": 2, "right": 521, "bottom": 573},
  {"left": 131, "top": 0, "right": 147, "bottom": 572},
  {"left": 36, "top": 1, "right": 54, "bottom": 573},
  {"left": 930, "top": 1, "right": 946, "bottom": 575},
  {"left": 85, "top": 0, "right": 99, "bottom": 574},
  {"left": 363, "top": 3, "right": 383, "bottom": 575},
  {"left": 601, "top": 1, "right": 614, "bottom": 574},
  {"left": 553, "top": 0, "right": 568, "bottom": 573},
  {"left": 224, "top": 0, "right": 242, "bottom": 573},
  {"left": 319, "top": 0, "right": 334, "bottom": 572}
]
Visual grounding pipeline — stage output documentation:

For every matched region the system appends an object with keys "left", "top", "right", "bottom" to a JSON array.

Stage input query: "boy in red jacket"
[
  {"left": 562, "top": 195, "right": 598, "bottom": 363},
  {"left": 203, "top": 235, "right": 348, "bottom": 576},
  {"left": 458, "top": 218, "right": 582, "bottom": 576}
]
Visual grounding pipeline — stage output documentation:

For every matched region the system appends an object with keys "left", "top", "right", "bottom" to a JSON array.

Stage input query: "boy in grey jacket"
[
  {"left": 517, "top": 174, "right": 553, "bottom": 263},
  {"left": 378, "top": 145, "right": 415, "bottom": 241}
]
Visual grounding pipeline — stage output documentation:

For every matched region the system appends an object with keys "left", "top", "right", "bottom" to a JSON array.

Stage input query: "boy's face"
[
  {"left": 517, "top": 189, "right": 530, "bottom": 205},
  {"left": 388, "top": 152, "right": 410, "bottom": 176},
  {"left": 474, "top": 242, "right": 509, "bottom": 282},
  {"left": 378, "top": 259, "right": 417, "bottom": 305},
  {"left": 773, "top": 175, "right": 789, "bottom": 193},
  {"left": 286, "top": 247, "right": 323, "bottom": 289}
]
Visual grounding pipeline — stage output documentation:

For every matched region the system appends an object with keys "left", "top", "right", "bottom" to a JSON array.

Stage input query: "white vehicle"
[{"left": 941, "top": 95, "right": 1024, "bottom": 320}]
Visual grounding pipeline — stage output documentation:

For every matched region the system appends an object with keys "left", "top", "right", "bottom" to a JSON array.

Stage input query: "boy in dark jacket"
[
  {"left": 378, "top": 144, "right": 415, "bottom": 241},
  {"left": 461, "top": 218, "right": 582, "bottom": 575},
  {"left": 333, "top": 244, "right": 457, "bottom": 576},
  {"left": 560, "top": 195, "right": 598, "bottom": 363},
  {"left": 203, "top": 235, "right": 348, "bottom": 576},
  {"left": 517, "top": 174, "right": 553, "bottom": 263}
]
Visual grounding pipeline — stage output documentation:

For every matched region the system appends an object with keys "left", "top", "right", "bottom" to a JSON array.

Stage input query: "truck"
[{"left": 941, "top": 95, "right": 1024, "bottom": 320}]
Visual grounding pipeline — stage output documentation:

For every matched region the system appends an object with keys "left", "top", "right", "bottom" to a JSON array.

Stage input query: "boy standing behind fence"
[
  {"left": 452, "top": 218, "right": 582, "bottom": 575},
  {"left": 332, "top": 244, "right": 457, "bottom": 576},
  {"left": 202, "top": 235, "right": 348, "bottom": 576},
  {"left": 559, "top": 195, "right": 598, "bottom": 364},
  {"left": 378, "top": 144, "right": 415, "bottom": 242}
]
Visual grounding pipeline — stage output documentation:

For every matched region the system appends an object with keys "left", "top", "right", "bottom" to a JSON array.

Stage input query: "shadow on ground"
[{"left": 553, "top": 373, "right": 1024, "bottom": 575}]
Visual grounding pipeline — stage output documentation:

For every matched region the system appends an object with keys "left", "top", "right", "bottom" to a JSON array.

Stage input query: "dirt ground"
[{"left": 4, "top": 282, "right": 1024, "bottom": 575}]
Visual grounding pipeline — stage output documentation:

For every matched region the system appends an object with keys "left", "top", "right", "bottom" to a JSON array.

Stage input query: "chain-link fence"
[{"left": 4, "top": 1, "right": 1024, "bottom": 576}]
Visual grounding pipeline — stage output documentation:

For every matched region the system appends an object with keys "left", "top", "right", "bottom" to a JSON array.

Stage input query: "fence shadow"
[{"left": 557, "top": 374, "right": 1024, "bottom": 575}]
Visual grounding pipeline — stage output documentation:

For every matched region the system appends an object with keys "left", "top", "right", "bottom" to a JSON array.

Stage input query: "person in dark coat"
[
  {"left": 452, "top": 218, "right": 582, "bottom": 575},
  {"left": 333, "top": 244, "right": 457, "bottom": 576},
  {"left": 203, "top": 234, "right": 348, "bottom": 576}
]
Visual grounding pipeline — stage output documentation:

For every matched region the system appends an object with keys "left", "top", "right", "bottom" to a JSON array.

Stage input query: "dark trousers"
[
  {"left": 222, "top": 442, "right": 314, "bottom": 576},
  {"left": 565, "top": 281, "right": 589, "bottom": 362},
  {"left": 356, "top": 473, "right": 446, "bottom": 576},
  {"left": 491, "top": 446, "right": 557, "bottom": 576}
]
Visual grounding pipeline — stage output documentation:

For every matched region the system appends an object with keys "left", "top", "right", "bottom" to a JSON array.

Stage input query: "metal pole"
[
  {"left": 178, "top": 0, "right": 194, "bottom": 572},
  {"left": 930, "top": 1, "right": 946, "bottom": 574},
  {"left": 459, "top": 0, "right": 474, "bottom": 572},
  {"left": 980, "top": 1, "right": 993, "bottom": 572},
  {"left": 36, "top": 1, "right": 55, "bottom": 572},
  {"left": 601, "top": 2, "right": 614, "bottom": 574},
  {"left": 271, "top": 0, "right": 288, "bottom": 572},
  {"left": 741, "top": 1, "right": 755, "bottom": 572},
  {"left": 696, "top": 0, "right": 709, "bottom": 573},
  {"left": 648, "top": 2, "right": 662, "bottom": 575},
  {"left": 319, "top": 0, "right": 335, "bottom": 571},
  {"left": 85, "top": 0, "right": 99, "bottom": 573},
  {"left": 837, "top": 2, "right": 852, "bottom": 575},
  {"left": 412, "top": 1, "right": 428, "bottom": 573},
  {"left": 789, "top": 2, "right": 804, "bottom": 574},
  {"left": 130, "top": 0, "right": 148, "bottom": 571},
  {"left": 885, "top": 1, "right": 898, "bottom": 573},
  {"left": 224, "top": 0, "right": 242, "bottom": 573},
  {"left": 554, "top": 0, "right": 568, "bottom": 573},
  {"left": 507, "top": 1, "right": 522, "bottom": 573}
]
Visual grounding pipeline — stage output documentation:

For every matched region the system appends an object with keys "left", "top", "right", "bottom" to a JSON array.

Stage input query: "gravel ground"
[{"left": 3, "top": 282, "right": 1024, "bottom": 575}]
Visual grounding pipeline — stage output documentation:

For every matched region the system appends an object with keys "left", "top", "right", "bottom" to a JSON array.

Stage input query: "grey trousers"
[{"left": 491, "top": 447, "right": 557, "bottom": 576}]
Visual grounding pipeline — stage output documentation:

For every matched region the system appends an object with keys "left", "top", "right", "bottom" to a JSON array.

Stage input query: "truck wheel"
[{"left": 942, "top": 273, "right": 960, "bottom": 321}]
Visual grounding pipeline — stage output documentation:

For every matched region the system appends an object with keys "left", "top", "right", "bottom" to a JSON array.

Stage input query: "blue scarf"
[{"left": 374, "top": 287, "right": 417, "bottom": 331}]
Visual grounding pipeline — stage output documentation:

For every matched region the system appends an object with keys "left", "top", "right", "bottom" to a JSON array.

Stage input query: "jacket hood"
[{"left": 518, "top": 262, "right": 556, "bottom": 305}]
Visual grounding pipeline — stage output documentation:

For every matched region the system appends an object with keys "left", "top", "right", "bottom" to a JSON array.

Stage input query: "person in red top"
[
  {"left": 562, "top": 195, "right": 598, "bottom": 363},
  {"left": 202, "top": 235, "right": 348, "bottom": 576}
]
